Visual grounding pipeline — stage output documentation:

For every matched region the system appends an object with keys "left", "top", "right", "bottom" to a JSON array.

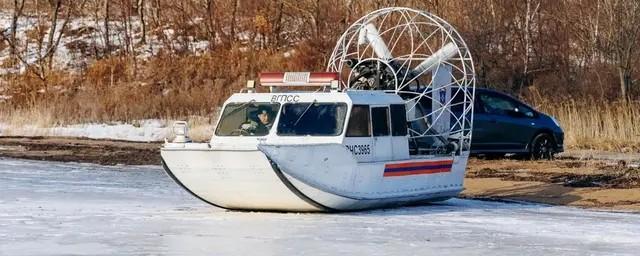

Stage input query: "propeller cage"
[{"left": 327, "top": 7, "right": 476, "bottom": 155}]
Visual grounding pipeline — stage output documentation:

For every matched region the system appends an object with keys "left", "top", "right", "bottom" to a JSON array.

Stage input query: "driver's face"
[{"left": 258, "top": 111, "right": 270, "bottom": 125}]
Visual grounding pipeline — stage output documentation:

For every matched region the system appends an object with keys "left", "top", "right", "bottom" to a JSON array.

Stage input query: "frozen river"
[{"left": 1, "top": 158, "right": 639, "bottom": 256}]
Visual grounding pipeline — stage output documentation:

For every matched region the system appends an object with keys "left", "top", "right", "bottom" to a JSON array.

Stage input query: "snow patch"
[
  {"left": 0, "top": 120, "right": 171, "bottom": 142},
  {"left": 0, "top": 11, "right": 212, "bottom": 75}
]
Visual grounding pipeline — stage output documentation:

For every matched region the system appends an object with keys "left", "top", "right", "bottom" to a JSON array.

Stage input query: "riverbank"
[{"left": 462, "top": 157, "right": 640, "bottom": 212}]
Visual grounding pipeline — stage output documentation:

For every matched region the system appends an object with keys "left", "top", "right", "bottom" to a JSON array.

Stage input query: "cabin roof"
[{"left": 225, "top": 90, "right": 405, "bottom": 105}]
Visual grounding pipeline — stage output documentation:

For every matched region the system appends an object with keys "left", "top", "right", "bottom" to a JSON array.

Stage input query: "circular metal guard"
[{"left": 327, "top": 7, "right": 475, "bottom": 155}]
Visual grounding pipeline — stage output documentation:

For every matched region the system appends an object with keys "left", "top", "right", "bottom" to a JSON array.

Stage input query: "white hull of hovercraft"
[{"left": 160, "top": 144, "right": 467, "bottom": 212}]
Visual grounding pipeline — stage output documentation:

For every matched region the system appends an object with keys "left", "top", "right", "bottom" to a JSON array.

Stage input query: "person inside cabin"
[{"left": 240, "top": 106, "right": 274, "bottom": 135}]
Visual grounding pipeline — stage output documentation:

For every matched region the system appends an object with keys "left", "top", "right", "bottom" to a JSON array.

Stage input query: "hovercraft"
[{"left": 161, "top": 7, "right": 475, "bottom": 212}]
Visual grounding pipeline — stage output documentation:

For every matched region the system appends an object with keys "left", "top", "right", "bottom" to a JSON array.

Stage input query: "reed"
[
  {"left": 534, "top": 99, "right": 640, "bottom": 152},
  {"left": 4, "top": 96, "right": 637, "bottom": 151}
]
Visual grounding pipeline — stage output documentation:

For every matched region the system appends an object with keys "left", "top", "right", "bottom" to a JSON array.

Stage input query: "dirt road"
[
  {"left": 1, "top": 136, "right": 639, "bottom": 212},
  {"left": 0, "top": 136, "right": 161, "bottom": 165},
  {"left": 463, "top": 158, "right": 640, "bottom": 212}
]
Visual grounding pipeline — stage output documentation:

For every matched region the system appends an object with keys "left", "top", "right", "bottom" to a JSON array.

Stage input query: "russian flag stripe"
[
  {"left": 383, "top": 160, "right": 453, "bottom": 177},
  {"left": 384, "top": 164, "right": 452, "bottom": 173},
  {"left": 385, "top": 160, "right": 453, "bottom": 169},
  {"left": 383, "top": 168, "right": 451, "bottom": 177}
]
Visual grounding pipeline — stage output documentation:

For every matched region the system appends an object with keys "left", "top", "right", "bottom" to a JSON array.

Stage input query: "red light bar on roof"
[{"left": 260, "top": 72, "right": 340, "bottom": 86}]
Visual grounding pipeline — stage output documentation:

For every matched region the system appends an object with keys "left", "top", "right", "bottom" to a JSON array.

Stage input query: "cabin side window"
[
  {"left": 390, "top": 104, "right": 408, "bottom": 136},
  {"left": 215, "top": 102, "right": 281, "bottom": 136},
  {"left": 346, "top": 105, "right": 371, "bottom": 137},
  {"left": 371, "top": 107, "right": 390, "bottom": 136},
  {"left": 277, "top": 103, "right": 348, "bottom": 136}
]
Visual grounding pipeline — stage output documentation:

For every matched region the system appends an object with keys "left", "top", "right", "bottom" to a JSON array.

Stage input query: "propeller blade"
[
  {"left": 411, "top": 42, "right": 457, "bottom": 76},
  {"left": 358, "top": 23, "right": 393, "bottom": 60}
]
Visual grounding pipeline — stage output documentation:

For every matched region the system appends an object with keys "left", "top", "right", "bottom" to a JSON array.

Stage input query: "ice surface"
[{"left": 1, "top": 158, "right": 639, "bottom": 256}]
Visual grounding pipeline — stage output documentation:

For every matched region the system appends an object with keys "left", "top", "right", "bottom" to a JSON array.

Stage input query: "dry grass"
[
  {"left": 4, "top": 54, "right": 236, "bottom": 123},
  {"left": 0, "top": 46, "right": 312, "bottom": 142},
  {"left": 0, "top": 107, "right": 56, "bottom": 128},
  {"left": 4, "top": 95, "right": 637, "bottom": 152},
  {"left": 1, "top": 45, "right": 310, "bottom": 122},
  {"left": 0, "top": 52, "right": 224, "bottom": 142},
  {"left": 0, "top": 109, "right": 216, "bottom": 142},
  {"left": 184, "top": 113, "right": 218, "bottom": 142},
  {"left": 535, "top": 100, "right": 640, "bottom": 152},
  {"left": 3, "top": 82, "right": 639, "bottom": 151},
  {"left": 1, "top": 48, "right": 637, "bottom": 151}
]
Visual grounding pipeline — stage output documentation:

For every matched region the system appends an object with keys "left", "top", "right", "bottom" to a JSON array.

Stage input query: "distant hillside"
[{"left": 0, "top": 1, "right": 639, "bottom": 152}]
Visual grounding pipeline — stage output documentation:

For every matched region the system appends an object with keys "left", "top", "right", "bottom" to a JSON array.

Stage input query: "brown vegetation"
[
  {"left": 1, "top": 0, "right": 639, "bottom": 151},
  {"left": 533, "top": 99, "right": 640, "bottom": 152}
]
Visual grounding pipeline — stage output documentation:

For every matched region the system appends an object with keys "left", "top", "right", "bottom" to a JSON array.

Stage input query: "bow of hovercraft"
[{"left": 161, "top": 141, "right": 328, "bottom": 212}]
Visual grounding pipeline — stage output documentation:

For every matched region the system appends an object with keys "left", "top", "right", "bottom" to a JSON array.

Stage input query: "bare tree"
[
  {"left": 518, "top": 0, "right": 541, "bottom": 93},
  {"left": 597, "top": 0, "right": 640, "bottom": 100},
  {"left": 121, "top": 0, "right": 134, "bottom": 55},
  {"left": 103, "top": 0, "right": 110, "bottom": 54},
  {"left": 8, "top": 0, "right": 26, "bottom": 58},
  {"left": 16, "top": 0, "right": 86, "bottom": 80},
  {"left": 45, "top": 0, "right": 64, "bottom": 68},
  {"left": 202, "top": 0, "right": 222, "bottom": 49},
  {"left": 138, "top": 0, "right": 146, "bottom": 44},
  {"left": 230, "top": 0, "right": 240, "bottom": 46}
]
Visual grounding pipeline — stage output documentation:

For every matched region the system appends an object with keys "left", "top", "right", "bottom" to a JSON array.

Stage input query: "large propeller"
[
  {"left": 411, "top": 42, "right": 457, "bottom": 77},
  {"left": 353, "top": 23, "right": 459, "bottom": 91},
  {"left": 357, "top": 23, "right": 394, "bottom": 60}
]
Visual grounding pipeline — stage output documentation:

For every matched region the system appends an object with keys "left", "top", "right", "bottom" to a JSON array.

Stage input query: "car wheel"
[{"left": 530, "top": 133, "right": 555, "bottom": 160}]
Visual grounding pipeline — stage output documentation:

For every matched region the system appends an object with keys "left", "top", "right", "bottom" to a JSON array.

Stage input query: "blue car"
[{"left": 470, "top": 88, "right": 564, "bottom": 159}]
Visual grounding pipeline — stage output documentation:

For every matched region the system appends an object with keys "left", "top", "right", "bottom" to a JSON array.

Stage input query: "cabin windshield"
[
  {"left": 277, "top": 103, "right": 348, "bottom": 136},
  {"left": 215, "top": 102, "right": 281, "bottom": 136}
]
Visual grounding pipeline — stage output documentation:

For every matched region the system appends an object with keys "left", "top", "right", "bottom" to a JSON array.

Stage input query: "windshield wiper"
[{"left": 293, "top": 100, "right": 317, "bottom": 127}]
